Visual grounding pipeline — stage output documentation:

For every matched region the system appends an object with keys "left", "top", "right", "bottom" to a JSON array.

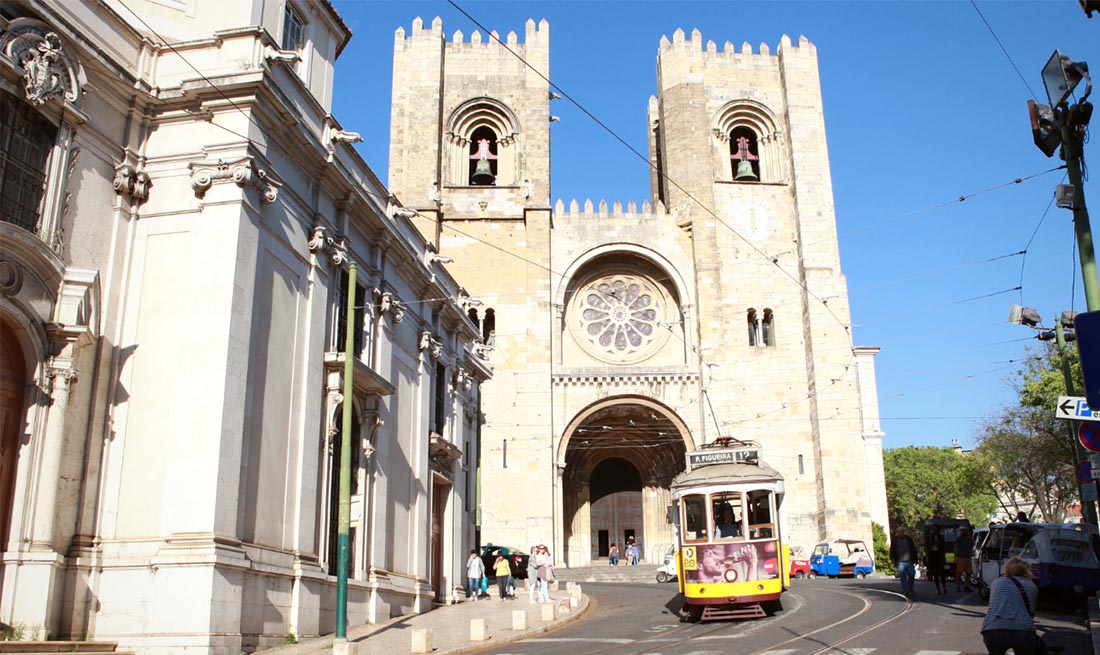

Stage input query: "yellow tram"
[{"left": 670, "top": 439, "right": 789, "bottom": 621}]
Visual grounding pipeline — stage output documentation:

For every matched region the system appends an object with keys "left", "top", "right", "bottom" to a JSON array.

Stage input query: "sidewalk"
[{"left": 262, "top": 583, "right": 590, "bottom": 655}]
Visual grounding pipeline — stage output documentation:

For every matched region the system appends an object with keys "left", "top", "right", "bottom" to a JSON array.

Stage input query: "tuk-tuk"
[
  {"left": 922, "top": 518, "right": 972, "bottom": 582},
  {"left": 1017, "top": 524, "right": 1100, "bottom": 602},
  {"left": 976, "top": 522, "right": 1045, "bottom": 600},
  {"left": 809, "top": 539, "right": 874, "bottom": 578}
]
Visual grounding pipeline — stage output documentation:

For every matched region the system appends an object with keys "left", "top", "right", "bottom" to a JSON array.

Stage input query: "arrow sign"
[
  {"left": 1057, "top": 396, "right": 1100, "bottom": 421},
  {"left": 1080, "top": 423, "right": 1100, "bottom": 453},
  {"left": 1077, "top": 461, "right": 1094, "bottom": 483}
]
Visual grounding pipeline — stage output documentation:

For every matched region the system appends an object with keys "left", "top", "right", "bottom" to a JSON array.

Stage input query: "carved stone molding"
[
  {"left": 0, "top": 19, "right": 85, "bottom": 108},
  {"left": 375, "top": 290, "right": 406, "bottom": 324},
  {"left": 307, "top": 224, "right": 349, "bottom": 266},
  {"left": 263, "top": 45, "right": 300, "bottom": 64},
  {"left": 0, "top": 257, "right": 23, "bottom": 296},
  {"left": 113, "top": 165, "right": 151, "bottom": 203},
  {"left": 429, "top": 433, "right": 462, "bottom": 477},
  {"left": 473, "top": 343, "right": 493, "bottom": 361},
  {"left": 45, "top": 362, "right": 77, "bottom": 385},
  {"left": 189, "top": 157, "right": 280, "bottom": 204},
  {"left": 420, "top": 332, "right": 442, "bottom": 359}
]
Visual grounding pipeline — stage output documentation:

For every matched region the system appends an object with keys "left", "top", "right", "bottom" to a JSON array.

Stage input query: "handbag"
[
  {"left": 480, "top": 576, "right": 489, "bottom": 593},
  {"left": 1007, "top": 577, "right": 1048, "bottom": 655}
]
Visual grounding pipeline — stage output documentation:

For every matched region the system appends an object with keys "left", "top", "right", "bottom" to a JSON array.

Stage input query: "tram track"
[{"left": 522, "top": 584, "right": 913, "bottom": 655}]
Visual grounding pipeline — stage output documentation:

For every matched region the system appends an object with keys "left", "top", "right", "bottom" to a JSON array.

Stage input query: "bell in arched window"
[
  {"left": 470, "top": 137, "right": 498, "bottom": 185},
  {"left": 731, "top": 134, "right": 759, "bottom": 182}
]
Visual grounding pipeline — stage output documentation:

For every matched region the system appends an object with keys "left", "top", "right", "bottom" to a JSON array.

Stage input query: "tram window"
[
  {"left": 747, "top": 490, "right": 774, "bottom": 539},
  {"left": 682, "top": 494, "right": 709, "bottom": 542},
  {"left": 712, "top": 492, "right": 744, "bottom": 540}
]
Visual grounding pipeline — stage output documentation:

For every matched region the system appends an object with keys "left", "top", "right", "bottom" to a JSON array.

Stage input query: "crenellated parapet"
[
  {"left": 657, "top": 28, "right": 814, "bottom": 64},
  {"left": 395, "top": 16, "right": 548, "bottom": 51},
  {"left": 553, "top": 198, "right": 669, "bottom": 221}
]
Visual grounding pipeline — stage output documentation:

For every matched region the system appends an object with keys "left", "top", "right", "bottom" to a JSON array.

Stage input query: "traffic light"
[{"left": 1028, "top": 100, "right": 1061, "bottom": 157}]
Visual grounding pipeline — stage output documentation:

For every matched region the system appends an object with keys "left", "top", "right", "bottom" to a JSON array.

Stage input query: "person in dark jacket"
[
  {"left": 890, "top": 526, "right": 919, "bottom": 596},
  {"left": 924, "top": 524, "right": 947, "bottom": 595}
]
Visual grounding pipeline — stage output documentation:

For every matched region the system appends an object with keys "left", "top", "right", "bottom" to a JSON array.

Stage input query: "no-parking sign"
[
  {"left": 1077, "top": 461, "right": 1094, "bottom": 483},
  {"left": 1080, "top": 423, "right": 1100, "bottom": 453}
]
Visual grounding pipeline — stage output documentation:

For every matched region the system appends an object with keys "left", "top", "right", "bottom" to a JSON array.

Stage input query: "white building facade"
[{"left": 0, "top": 1, "right": 487, "bottom": 652}]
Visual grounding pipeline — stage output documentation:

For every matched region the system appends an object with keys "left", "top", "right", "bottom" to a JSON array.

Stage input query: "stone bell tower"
[{"left": 388, "top": 18, "right": 560, "bottom": 547}]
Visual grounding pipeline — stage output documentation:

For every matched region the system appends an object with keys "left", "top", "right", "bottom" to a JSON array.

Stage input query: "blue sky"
[{"left": 329, "top": 0, "right": 1097, "bottom": 451}]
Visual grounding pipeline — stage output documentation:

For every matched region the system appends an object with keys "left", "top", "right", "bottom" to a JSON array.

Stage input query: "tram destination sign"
[{"left": 686, "top": 446, "right": 760, "bottom": 471}]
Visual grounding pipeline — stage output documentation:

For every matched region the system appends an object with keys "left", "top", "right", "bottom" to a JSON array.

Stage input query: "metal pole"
[
  {"left": 336, "top": 263, "right": 357, "bottom": 640},
  {"left": 1061, "top": 119, "right": 1100, "bottom": 310},
  {"left": 1055, "top": 321, "right": 1099, "bottom": 525}
]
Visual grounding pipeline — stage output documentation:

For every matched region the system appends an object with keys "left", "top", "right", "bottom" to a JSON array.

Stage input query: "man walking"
[
  {"left": 890, "top": 526, "right": 919, "bottom": 597},
  {"left": 466, "top": 549, "right": 485, "bottom": 601},
  {"left": 955, "top": 526, "right": 974, "bottom": 592}
]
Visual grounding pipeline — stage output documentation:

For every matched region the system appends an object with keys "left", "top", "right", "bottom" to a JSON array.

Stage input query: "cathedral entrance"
[{"left": 560, "top": 398, "right": 691, "bottom": 567}]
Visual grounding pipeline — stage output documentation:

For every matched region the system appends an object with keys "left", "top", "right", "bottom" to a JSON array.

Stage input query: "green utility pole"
[
  {"left": 1061, "top": 122, "right": 1100, "bottom": 311},
  {"left": 1054, "top": 321, "right": 1099, "bottom": 525},
  {"left": 336, "top": 263, "right": 357, "bottom": 643}
]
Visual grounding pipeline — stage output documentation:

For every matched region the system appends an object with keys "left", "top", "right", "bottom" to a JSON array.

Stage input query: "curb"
[
  {"left": 433, "top": 595, "right": 593, "bottom": 655},
  {"left": 1089, "top": 593, "right": 1100, "bottom": 655}
]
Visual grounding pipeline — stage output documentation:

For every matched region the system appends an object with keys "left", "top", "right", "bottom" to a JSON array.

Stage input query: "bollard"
[
  {"left": 512, "top": 609, "right": 528, "bottom": 630},
  {"left": 540, "top": 602, "right": 555, "bottom": 621},
  {"left": 333, "top": 640, "right": 359, "bottom": 655},
  {"left": 470, "top": 618, "right": 488, "bottom": 641},
  {"left": 411, "top": 628, "right": 432, "bottom": 654},
  {"left": 570, "top": 596, "right": 579, "bottom": 608}
]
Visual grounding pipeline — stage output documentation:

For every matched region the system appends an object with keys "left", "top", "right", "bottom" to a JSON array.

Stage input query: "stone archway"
[
  {"left": 0, "top": 318, "right": 28, "bottom": 548},
  {"left": 559, "top": 397, "right": 692, "bottom": 567}
]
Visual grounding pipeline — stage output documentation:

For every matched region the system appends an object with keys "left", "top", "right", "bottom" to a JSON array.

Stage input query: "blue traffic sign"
[
  {"left": 1080, "top": 423, "right": 1100, "bottom": 453},
  {"left": 1077, "top": 461, "right": 1094, "bottom": 483}
]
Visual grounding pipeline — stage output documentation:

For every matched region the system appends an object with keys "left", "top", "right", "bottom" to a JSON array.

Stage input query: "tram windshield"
[{"left": 680, "top": 489, "right": 777, "bottom": 544}]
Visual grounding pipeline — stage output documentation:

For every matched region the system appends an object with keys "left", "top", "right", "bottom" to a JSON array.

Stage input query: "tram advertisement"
[{"left": 681, "top": 541, "right": 780, "bottom": 584}]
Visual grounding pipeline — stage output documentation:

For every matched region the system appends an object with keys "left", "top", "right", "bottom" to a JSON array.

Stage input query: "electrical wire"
[{"left": 969, "top": 0, "right": 1039, "bottom": 100}]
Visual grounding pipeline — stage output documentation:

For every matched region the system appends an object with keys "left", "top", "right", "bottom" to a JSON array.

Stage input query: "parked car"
[
  {"left": 480, "top": 544, "right": 530, "bottom": 579},
  {"left": 810, "top": 538, "right": 874, "bottom": 578},
  {"left": 789, "top": 547, "right": 811, "bottom": 579},
  {"left": 922, "top": 518, "right": 972, "bottom": 583},
  {"left": 976, "top": 522, "right": 1044, "bottom": 600}
]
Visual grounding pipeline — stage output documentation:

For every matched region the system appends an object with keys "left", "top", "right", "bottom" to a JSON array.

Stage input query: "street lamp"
[{"left": 1041, "top": 50, "right": 1090, "bottom": 108}]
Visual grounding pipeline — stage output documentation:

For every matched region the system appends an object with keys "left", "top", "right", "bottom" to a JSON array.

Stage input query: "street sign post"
[
  {"left": 1077, "top": 461, "right": 1094, "bottom": 483},
  {"left": 1056, "top": 396, "right": 1100, "bottom": 421},
  {"left": 1080, "top": 423, "right": 1100, "bottom": 453}
]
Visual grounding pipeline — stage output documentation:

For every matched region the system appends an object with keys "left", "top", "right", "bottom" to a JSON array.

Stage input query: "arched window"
[
  {"left": 729, "top": 126, "right": 760, "bottom": 181},
  {"left": 468, "top": 307, "right": 480, "bottom": 324},
  {"left": 747, "top": 308, "right": 759, "bottom": 346},
  {"left": 482, "top": 308, "right": 496, "bottom": 345},
  {"left": 747, "top": 307, "right": 775, "bottom": 348},
  {"left": 446, "top": 98, "right": 519, "bottom": 187},
  {"left": 714, "top": 100, "right": 784, "bottom": 184},
  {"left": 762, "top": 309, "right": 775, "bottom": 347},
  {"left": 467, "top": 125, "right": 498, "bottom": 185}
]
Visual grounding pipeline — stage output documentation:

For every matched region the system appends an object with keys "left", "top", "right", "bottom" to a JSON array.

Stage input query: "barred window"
[{"left": 0, "top": 91, "right": 57, "bottom": 233}]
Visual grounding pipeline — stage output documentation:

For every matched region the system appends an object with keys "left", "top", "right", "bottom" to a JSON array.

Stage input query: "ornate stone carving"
[
  {"left": 570, "top": 272, "right": 671, "bottom": 365},
  {"left": 473, "top": 343, "right": 493, "bottom": 361},
  {"left": 328, "top": 235, "right": 347, "bottom": 265},
  {"left": 45, "top": 363, "right": 77, "bottom": 385},
  {"left": 0, "top": 257, "right": 23, "bottom": 296},
  {"left": 0, "top": 21, "right": 84, "bottom": 108},
  {"left": 375, "top": 290, "right": 406, "bottom": 324},
  {"left": 113, "top": 165, "right": 151, "bottom": 203},
  {"left": 307, "top": 225, "right": 327, "bottom": 253},
  {"left": 263, "top": 45, "right": 300, "bottom": 64},
  {"left": 189, "top": 157, "right": 280, "bottom": 204},
  {"left": 420, "top": 332, "right": 443, "bottom": 359},
  {"left": 307, "top": 225, "right": 350, "bottom": 266}
]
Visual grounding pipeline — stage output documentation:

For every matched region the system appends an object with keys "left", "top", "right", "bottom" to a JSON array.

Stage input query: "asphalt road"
[{"left": 480, "top": 577, "right": 1092, "bottom": 655}]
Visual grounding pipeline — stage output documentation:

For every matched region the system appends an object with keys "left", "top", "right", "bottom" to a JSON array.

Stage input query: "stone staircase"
[
  {"left": 0, "top": 642, "right": 132, "bottom": 654},
  {"left": 552, "top": 563, "right": 663, "bottom": 584}
]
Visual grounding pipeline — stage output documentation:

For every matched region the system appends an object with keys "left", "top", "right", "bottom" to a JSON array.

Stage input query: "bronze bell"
[
  {"left": 471, "top": 158, "right": 495, "bottom": 185},
  {"left": 734, "top": 160, "right": 758, "bottom": 181}
]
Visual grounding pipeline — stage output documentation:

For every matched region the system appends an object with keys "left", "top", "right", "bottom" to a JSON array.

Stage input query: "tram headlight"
[{"left": 723, "top": 569, "right": 738, "bottom": 583}]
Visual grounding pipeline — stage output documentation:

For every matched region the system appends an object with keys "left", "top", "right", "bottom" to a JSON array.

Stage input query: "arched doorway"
[
  {"left": 559, "top": 398, "right": 692, "bottom": 567},
  {"left": 589, "top": 458, "right": 642, "bottom": 559},
  {"left": 0, "top": 318, "right": 28, "bottom": 548}
]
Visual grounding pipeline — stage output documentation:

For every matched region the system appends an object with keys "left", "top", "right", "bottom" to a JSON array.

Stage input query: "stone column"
[{"left": 34, "top": 361, "right": 76, "bottom": 549}]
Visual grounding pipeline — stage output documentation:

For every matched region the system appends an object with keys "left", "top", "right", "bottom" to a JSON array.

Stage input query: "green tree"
[
  {"left": 872, "top": 522, "right": 894, "bottom": 575},
  {"left": 973, "top": 346, "right": 1080, "bottom": 522},
  {"left": 884, "top": 446, "right": 998, "bottom": 532}
]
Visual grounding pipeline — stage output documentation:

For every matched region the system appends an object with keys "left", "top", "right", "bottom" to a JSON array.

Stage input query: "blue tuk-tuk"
[{"left": 809, "top": 538, "right": 874, "bottom": 578}]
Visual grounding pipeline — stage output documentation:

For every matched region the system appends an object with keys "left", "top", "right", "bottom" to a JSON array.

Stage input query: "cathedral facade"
[{"left": 387, "top": 18, "right": 889, "bottom": 566}]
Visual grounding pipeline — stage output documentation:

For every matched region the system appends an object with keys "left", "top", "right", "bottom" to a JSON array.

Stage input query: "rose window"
[{"left": 572, "top": 274, "right": 669, "bottom": 363}]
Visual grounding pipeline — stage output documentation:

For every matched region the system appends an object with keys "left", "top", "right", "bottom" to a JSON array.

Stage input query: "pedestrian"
[
  {"left": 493, "top": 553, "right": 512, "bottom": 601},
  {"left": 924, "top": 524, "right": 946, "bottom": 595},
  {"left": 632, "top": 541, "right": 641, "bottom": 565},
  {"left": 955, "top": 526, "right": 974, "bottom": 592},
  {"left": 889, "top": 526, "right": 919, "bottom": 596},
  {"left": 535, "top": 545, "right": 552, "bottom": 603},
  {"left": 527, "top": 545, "right": 539, "bottom": 603},
  {"left": 980, "top": 556, "right": 1046, "bottom": 655},
  {"left": 466, "top": 549, "right": 485, "bottom": 602},
  {"left": 1015, "top": 511, "right": 1029, "bottom": 523},
  {"left": 609, "top": 542, "right": 619, "bottom": 566}
]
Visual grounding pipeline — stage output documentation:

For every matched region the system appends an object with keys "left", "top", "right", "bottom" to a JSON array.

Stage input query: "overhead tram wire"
[
  {"left": 969, "top": 0, "right": 1040, "bottom": 101},
  {"left": 116, "top": 2, "right": 1042, "bottom": 433},
  {"left": 444, "top": 0, "right": 855, "bottom": 334}
]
